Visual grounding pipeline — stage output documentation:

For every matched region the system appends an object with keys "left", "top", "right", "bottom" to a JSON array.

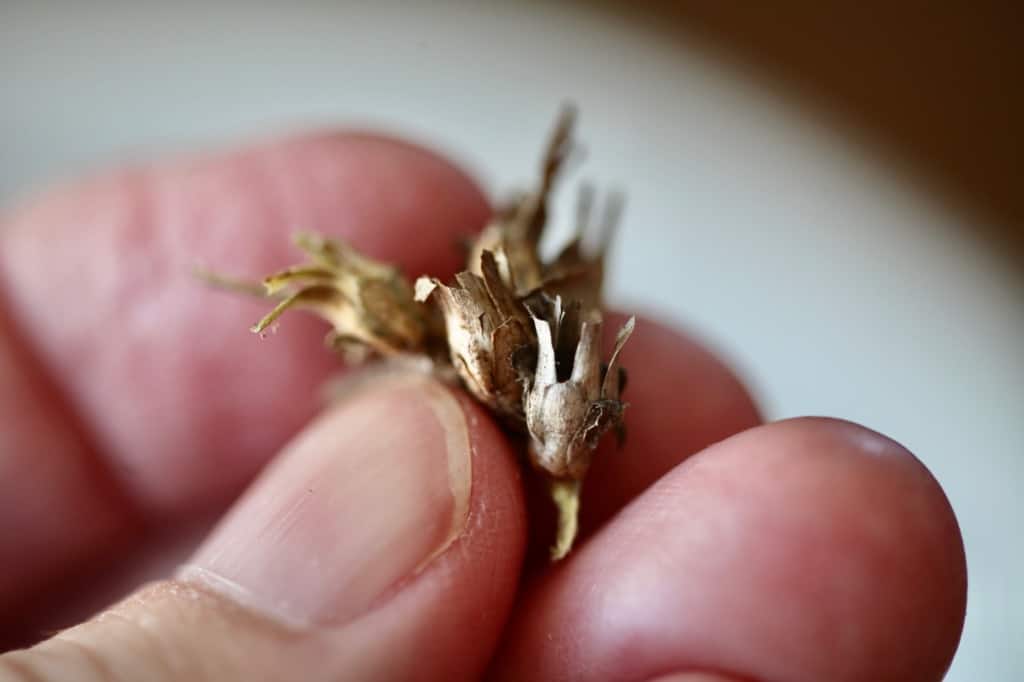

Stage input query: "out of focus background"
[{"left": 2, "top": 2, "right": 1021, "bottom": 678}]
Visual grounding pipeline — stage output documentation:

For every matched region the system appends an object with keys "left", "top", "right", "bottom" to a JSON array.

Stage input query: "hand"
[{"left": 0, "top": 132, "right": 966, "bottom": 681}]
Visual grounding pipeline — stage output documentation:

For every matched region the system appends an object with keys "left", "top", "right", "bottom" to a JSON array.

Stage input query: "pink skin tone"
[{"left": 0, "top": 133, "right": 965, "bottom": 680}]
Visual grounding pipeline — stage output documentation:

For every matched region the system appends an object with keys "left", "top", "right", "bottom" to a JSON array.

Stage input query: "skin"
[{"left": 0, "top": 132, "right": 966, "bottom": 681}]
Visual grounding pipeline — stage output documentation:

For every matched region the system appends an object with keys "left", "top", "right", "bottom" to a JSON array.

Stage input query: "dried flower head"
[
  {"left": 414, "top": 250, "right": 535, "bottom": 422},
  {"left": 524, "top": 298, "right": 634, "bottom": 559},
  {"left": 467, "top": 105, "right": 575, "bottom": 295},
  {"left": 525, "top": 304, "right": 634, "bottom": 479},
  {"left": 251, "top": 233, "right": 435, "bottom": 362},
  {"left": 211, "top": 107, "right": 634, "bottom": 560}
]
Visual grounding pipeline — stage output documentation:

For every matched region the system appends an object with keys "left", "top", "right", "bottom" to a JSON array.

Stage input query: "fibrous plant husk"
[{"left": 225, "top": 107, "right": 635, "bottom": 560}]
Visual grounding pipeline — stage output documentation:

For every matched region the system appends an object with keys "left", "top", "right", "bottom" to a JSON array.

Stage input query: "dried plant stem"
[
  {"left": 193, "top": 266, "right": 269, "bottom": 298},
  {"left": 209, "top": 107, "right": 634, "bottom": 560},
  {"left": 550, "top": 479, "right": 581, "bottom": 561}
]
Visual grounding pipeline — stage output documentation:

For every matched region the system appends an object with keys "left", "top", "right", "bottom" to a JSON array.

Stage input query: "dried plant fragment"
[
  {"left": 251, "top": 233, "right": 435, "bottom": 361},
  {"left": 539, "top": 186, "right": 624, "bottom": 309},
  {"left": 526, "top": 305, "right": 635, "bottom": 559},
  {"left": 526, "top": 309, "right": 634, "bottom": 479},
  {"left": 415, "top": 250, "right": 535, "bottom": 422},
  {"left": 216, "top": 107, "right": 635, "bottom": 560},
  {"left": 550, "top": 478, "right": 581, "bottom": 562},
  {"left": 468, "top": 105, "right": 576, "bottom": 295}
]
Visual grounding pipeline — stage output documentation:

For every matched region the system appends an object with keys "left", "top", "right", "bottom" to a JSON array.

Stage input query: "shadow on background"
[{"left": 599, "top": 1, "right": 1022, "bottom": 258}]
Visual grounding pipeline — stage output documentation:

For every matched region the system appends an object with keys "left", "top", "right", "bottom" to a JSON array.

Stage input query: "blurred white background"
[{"left": 3, "top": 2, "right": 1022, "bottom": 679}]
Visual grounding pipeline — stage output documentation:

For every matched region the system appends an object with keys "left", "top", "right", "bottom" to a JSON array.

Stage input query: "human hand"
[{"left": 0, "top": 132, "right": 966, "bottom": 681}]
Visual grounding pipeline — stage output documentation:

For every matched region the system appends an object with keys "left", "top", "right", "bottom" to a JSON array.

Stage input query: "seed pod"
[
  {"left": 250, "top": 233, "right": 435, "bottom": 361},
  {"left": 538, "top": 185, "right": 624, "bottom": 310},
  {"left": 215, "top": 106, "right": 637, "bottom": 561},
  {"left": 525, "top": 309, "right": 634, "bottom": 479},
  {"left": 526, "top": 304, "right": 635, "bottom": 559},
  {"left": 468, "top": 105, "right": 575, "bottom": 295},
  {"left": 415, "top": 250, "right": 535, "bottom": 422}
]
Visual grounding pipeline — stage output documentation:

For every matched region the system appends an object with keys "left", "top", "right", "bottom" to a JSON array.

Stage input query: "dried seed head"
[
  {"left": 212, "top": 106, "right": 637, "bottom": 562},
  {"left": 539, "top": 186, "right": 623, "bottom": 310},
  {"left": 415, "top": 250, "right": 535, "bottom": 422},
  {"left": 525, "top": 299, "right": 634, "bottom": 560},
  {"left": 549, "top": 478, "right": 581, "bottom": 562},
  {"left": 468, "top": 105, "right": 576, "bottom": 295},
  {"left": 252, "top": 233, "right": 434, "bottom": 360},
  {"left": 525, "top": 304, "right": 634, "bottom": 479}
]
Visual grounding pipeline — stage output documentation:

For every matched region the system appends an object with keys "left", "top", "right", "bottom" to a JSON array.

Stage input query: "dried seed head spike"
[
  {"left": 469, "top": 104, "right": 577, "bottom": 295},
  {"left": 512, "top": 103, "right": 578, "bottom": 244},
  {"left": 208, "top": 107, "right": 636, "bottom": 562},
  {"left": 193, "top": 266, "right": 271, "bottom": 298},
  {"left": 535, "top": 185, "right": 620, "bottom": 311},
  {"left": 525, "top": 311, "right": 635, "bottom": 557},
  {"left": 602, "top": 315, "right": 635, "bottom": 399},
  {"left": 595, "top": 189, "right": 625, "bottom": 259},
  {"left": 550, "top": 478, "right": 581, "bottom": 561},
  {"left": 251, "top": 232, "right": 432, "bottom": 358},
  {"left": 251, "top": 285, "right": 335, "bottom": 334},
  {"left": 261, "top": 265, "right": 338, "bottom": 295},
  {"left": 292, "top": 232, "right": 410, "bottom": 287},
  {"left": 575, "top": 182, "right": 596, "bottom": 241},
  {"left": 415, "top": 250, "right": 535, "bottom": 422},
  {"left": 534, "top": 103, "right": 577, "bottom": 220},
  {"left": 527, "top": 313, "right": 612, "bottom": 479}
]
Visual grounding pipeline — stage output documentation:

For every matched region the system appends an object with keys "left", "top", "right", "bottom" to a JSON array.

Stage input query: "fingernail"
[{"left": 181, "top": 374, "right": 472, "bottom": 626}]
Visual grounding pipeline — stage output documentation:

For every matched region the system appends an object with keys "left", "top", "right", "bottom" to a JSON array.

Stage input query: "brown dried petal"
[
  {"left": 534, "top": 187, "right": 623, "bottom": 311},
  {"left": 252, "top": 233, "right": 431, "bottom": 358},
  {"left": 220, "top": 107, "right": 635, "bottom": 563},
  {"left": 468, "top": 105, "right": 576, "bottom": 295},
  {"left": 415, "top": 250, "right": 535, "bottom": 422},
  {"left": 525, "top": 311, "right": 634, "bottom": 560},
  {"left": 527, "top": 314, "right": 606, "bottom": 479},
  {"left": 527, "top": 309, "right": 635, "bottom": 460},
  {"left": 549, "top": 478, "right": 581, "bottom": 561}
]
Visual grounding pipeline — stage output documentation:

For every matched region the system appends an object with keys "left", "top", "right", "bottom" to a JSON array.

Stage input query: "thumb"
[{"left": 1, "top": 374, "right": 527, "bottom": 681}]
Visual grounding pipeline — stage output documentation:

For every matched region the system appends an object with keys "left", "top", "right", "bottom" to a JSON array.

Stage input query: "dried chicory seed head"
[
  {"left": 217, "top": 107, "right": 635, "bottom": 560},
  {"left": 251, "top": 232, "right": 437, "bottom": 361},
  {"left": 525, "top": 304, "right": 634, "bottom": 479},
  {"left": 414, "top": 250, "right": 536, "bottom": 423},
  {"left": 538, "top": 185, "right": 624, "bottom": 311},
  {"left": 467, "top": 105, "right": 575, "bottom": 296},
  {"left": 526, "top": 302, "right": 634, "bottom": 561}
]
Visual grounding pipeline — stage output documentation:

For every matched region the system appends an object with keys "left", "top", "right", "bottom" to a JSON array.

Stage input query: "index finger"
[{"left": 0, "top": 132, "right": 488, "bottom": 608}]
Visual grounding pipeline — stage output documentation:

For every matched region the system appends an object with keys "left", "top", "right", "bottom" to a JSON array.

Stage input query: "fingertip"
[
  {"left": 15, "top": 376, "right": 528, "bottom": 680},
  {"left": 323, "top": 390, "right": 529, "bottom": 679},
  {"left": 495, "top": 417, "right": 967, "bottom": 682}
]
